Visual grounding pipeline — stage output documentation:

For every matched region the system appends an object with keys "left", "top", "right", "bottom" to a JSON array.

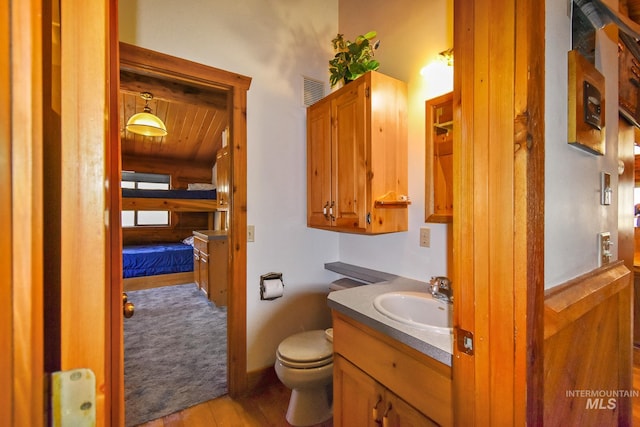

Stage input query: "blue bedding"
[
  {"left": 122, "top": 188, "right": 216, "bottom": 199},
  {"left": 123, "top": 243, "right": 193, "bottom": 278}
]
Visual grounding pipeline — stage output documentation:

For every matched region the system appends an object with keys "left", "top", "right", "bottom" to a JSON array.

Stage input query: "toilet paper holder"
[{"left": 260, "top": 272, "right": 284, "bottom": 300}]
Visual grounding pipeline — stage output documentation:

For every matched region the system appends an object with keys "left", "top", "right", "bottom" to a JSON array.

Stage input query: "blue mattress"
[
  {"left": 123, "top": 243, "right": 193, "bottom": 278},
  {"left": 122, "top": 188, "right": 216, "bottom": 199}
]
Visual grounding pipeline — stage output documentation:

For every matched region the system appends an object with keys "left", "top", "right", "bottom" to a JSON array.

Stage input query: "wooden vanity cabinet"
[
  {"left": 193, "top": 231, "right": 228, "bottom": 307},
  {"left": 307, "top": 71, "right": 408, "bottom": 234},
  {"left": 425, "top": 92, "right": 453, "bottom": 223},
  {"left": 332, "top": 311, "right": 452, "bottom": 426}
]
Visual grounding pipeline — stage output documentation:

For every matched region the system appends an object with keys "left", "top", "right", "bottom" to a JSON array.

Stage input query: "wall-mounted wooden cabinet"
[
  {"left": 307, "top": 71, "right": 409, "bottom": 234},
  {"left": 425, "top": 92, "right": 453, "bottom": 223}
]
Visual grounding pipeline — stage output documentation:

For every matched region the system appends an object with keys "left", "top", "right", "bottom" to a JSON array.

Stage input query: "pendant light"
[{"left": 125, "top": 92, "right": 168, "bottom": 137}]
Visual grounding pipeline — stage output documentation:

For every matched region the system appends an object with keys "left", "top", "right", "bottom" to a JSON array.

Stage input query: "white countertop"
[{"left": 327, "top": 276, "right": 453, "bottom": 366}]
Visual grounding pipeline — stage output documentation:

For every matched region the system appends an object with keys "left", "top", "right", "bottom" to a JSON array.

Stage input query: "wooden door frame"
[
  {"left": 3, "top": 0, "right": 45, "bottom": 425},
  {"left": 453, "top": 0, "right": 545, "bottom": 424},
  {"left": 117, "top": 42, "right": 251, "bottom": 398}
]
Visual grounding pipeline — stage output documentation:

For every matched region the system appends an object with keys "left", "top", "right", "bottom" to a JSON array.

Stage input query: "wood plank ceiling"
[
  {"left": 119, "top": 69, "right": 229, "bottom": 165},
  {"left": 119, "top": 2, "right": 640, "bottom": 166}
]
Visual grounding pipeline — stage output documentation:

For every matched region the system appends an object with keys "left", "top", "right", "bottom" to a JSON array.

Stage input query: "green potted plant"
[{"left": 329, "top": 30, "right": 380, "bottom": 87}]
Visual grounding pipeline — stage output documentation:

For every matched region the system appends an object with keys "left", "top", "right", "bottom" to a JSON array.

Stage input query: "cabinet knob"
[
  {"left": 372, "top": 395, "right": 382, "bottom": 422},
  {"left": 323, "top": 201, "right": 330, "bottom": 219},
  {"left": 382, "top": 402, "right": 392, "bottom": 427}
]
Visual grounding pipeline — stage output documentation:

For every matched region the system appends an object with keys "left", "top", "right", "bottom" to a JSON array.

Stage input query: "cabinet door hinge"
[
  {"left": 365, "top": 87, "right": 370, "bottom": 98},
  {"left": 366, "top": 212, "right": 371, "bottom": 224}
]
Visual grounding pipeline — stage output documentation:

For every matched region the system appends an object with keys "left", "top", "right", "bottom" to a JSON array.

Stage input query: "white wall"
[
  {"left": 544, "top": 0, "right": 622, "bottom": 288},
  {"left": 120, "top": 0, "right": 341, "bottom": 372}
]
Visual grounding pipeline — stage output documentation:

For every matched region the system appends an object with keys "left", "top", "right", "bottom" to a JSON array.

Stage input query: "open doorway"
[{"left": 115, "top": 42, "right": 251, "bottom": 423}]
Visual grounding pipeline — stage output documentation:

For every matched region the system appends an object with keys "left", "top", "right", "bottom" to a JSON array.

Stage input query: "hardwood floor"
[
  {"left": 136, "top": 363, "right": 640, "bottom": 426},
  {"left": 134, "top": 380, "right": 333, "bottom": 427}
]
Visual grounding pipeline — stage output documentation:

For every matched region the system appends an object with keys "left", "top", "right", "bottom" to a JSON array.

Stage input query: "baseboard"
[{"left": 246, "top": 366, "right": 279, "bottom": 393}]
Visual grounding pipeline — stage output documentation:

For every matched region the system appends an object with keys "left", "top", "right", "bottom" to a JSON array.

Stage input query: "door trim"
[
  {"left": 452, "top": 0, "right": 545, "bottom": 423},
  {"left": 3, "top": 0, "right": 45, "bottom": 425},
  {"left": 117, "top": 42, "right": 252, "bottom": 397}
]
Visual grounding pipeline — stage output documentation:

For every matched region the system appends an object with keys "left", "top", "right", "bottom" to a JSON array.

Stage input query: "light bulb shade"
[{"left": 125, "top": 112, "right": 168, "bottom": 137}]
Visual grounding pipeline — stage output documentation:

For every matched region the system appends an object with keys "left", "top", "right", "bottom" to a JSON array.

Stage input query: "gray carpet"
[{"left": 124, "top": 283, "right": 227, "bottom": 426}]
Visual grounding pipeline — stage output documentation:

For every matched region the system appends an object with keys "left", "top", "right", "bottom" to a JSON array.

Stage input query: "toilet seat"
[{"left": 276, "top": 330, "right": 333, "bottom": 369}]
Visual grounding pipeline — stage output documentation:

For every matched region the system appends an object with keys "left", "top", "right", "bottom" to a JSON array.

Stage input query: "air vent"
[{"left": 303, "top": 76, "right": 325, "bottom": 107}]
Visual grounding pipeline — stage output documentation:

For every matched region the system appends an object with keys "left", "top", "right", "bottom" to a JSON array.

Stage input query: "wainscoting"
[{"left": 544, "top": 261, "right": 633, "bottom": 426}]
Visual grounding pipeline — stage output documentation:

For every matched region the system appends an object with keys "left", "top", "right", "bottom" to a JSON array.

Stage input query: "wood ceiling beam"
[{"left": 120, "top": 70, "right": 228, "bottom": 110}]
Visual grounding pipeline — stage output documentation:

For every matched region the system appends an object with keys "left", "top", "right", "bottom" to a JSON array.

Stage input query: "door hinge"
[
  {"left": 51, "top": 368, "right": 96, "bottom": 427},
  {"left": 366, "top": 212, "right": 371, "bottom": 224}
]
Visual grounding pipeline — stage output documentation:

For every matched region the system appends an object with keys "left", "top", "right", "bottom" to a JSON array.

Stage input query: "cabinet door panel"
[
  {"left": 334, "top": 355, "right": 381, "bottom": 427},
  {"left": 199, "top": 252, "right": 209, "bottom": 295},
  {"left": 385, "top": 392, "right": 439, "bottom": 427},
  {"left": 332, "top": 83, "right": 367, "bottom": 231},
  {"left": 307, "top": 98, "right": 332, "bottom": 227}
]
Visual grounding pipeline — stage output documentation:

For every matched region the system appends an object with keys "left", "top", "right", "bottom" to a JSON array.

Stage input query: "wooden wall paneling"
[
  {"left": 453, "top": 0, "right": 544, "bottom": 424},
  {"left": 0, "top": 0, "right": 11, "bottom": 422},
  {"left": 452, "top": 0, "right": 475, "bottom": 422},
  {"left": 515, "top": 0, "right": 545, "bottom": 423},
  {"left": 543, "top": 262, "right": 632, "bottom": 425},
  {"left": 4, "top": 0, "right": 45, "bottom": 425},
  {"left": 121, "top": 155, "right": 214, "bottom": 186}
]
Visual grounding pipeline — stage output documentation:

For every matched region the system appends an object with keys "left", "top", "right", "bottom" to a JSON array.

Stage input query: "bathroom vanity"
[{"left": 328, "top": 277, "right": 453, "bottom": 426}]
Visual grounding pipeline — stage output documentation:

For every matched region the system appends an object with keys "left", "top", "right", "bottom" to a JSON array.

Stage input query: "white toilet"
[
  {"left": 275, "top": 278, "right": 363, "bottom": 426},
  {"left": 275, "top": 329, "right": 334, "bottom": 426}
]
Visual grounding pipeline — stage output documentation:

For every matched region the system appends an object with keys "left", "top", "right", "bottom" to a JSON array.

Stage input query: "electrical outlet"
[
  {"left": 598, "top": 232, "right": 612, "bottom": 266},
  {"left": 247, "top": 225, "right": 255, "bottom": 242},
  {"left": 420, "top": 227, "right": 430, "bottom": 248}
]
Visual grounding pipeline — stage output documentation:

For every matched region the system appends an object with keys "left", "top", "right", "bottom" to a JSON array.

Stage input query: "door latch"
[{"left": 456, "top": 327, "right": 474, "bottom": 355}]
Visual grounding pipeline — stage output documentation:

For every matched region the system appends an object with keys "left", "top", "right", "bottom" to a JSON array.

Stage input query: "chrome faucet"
[{"left": 429, "top": 276, "right": 453, "bottom": 303}]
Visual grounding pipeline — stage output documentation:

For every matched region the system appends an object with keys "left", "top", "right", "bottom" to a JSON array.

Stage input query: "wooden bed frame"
[
  {"left": 121, "top": 196, "right": 227, "bottom": 290},
  {"left": 122, "top": 196, "right": 227, "bottom": 230},
  {"left": 123, "top": 271, "right": 194, "bottom": 291}
]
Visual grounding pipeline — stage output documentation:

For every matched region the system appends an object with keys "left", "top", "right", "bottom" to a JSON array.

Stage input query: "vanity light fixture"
[
  {"left": 125, "top": 92, "right": 168, "bottom": 137},
  {"left": 439, "top": 48, "right": 454, "bottom": 67}
]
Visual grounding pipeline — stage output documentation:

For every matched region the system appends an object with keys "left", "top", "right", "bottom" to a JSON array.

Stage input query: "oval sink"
[{"left": 373, "top": 291, "right": 452, "bottom": 333}]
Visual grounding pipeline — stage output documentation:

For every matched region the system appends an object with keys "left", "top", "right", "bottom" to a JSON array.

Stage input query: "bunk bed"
[
  {"left": 121, "top": 188, "right": 219, "bottom": 212},
  {"left": 121, "top": 188, "right": 227, "bottom": 291}
]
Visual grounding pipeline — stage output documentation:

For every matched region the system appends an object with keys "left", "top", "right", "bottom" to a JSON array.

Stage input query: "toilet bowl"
[
  {"left": 275, "top": 278, "right": 364, "bottom": 426},
  {"left": 275, "top": 329, "right": 333, "bottom": 426}
]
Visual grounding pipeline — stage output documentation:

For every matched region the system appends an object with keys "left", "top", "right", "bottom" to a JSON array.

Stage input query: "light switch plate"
[
  {"left": 598, "top": 232, "right": 612, "bottom": 266},
  {"left": 600, "top": 172, "right": 611, "bottom": 205},
  {"left": 420, "top": 227, "right": 430, "bottom": 248}
]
